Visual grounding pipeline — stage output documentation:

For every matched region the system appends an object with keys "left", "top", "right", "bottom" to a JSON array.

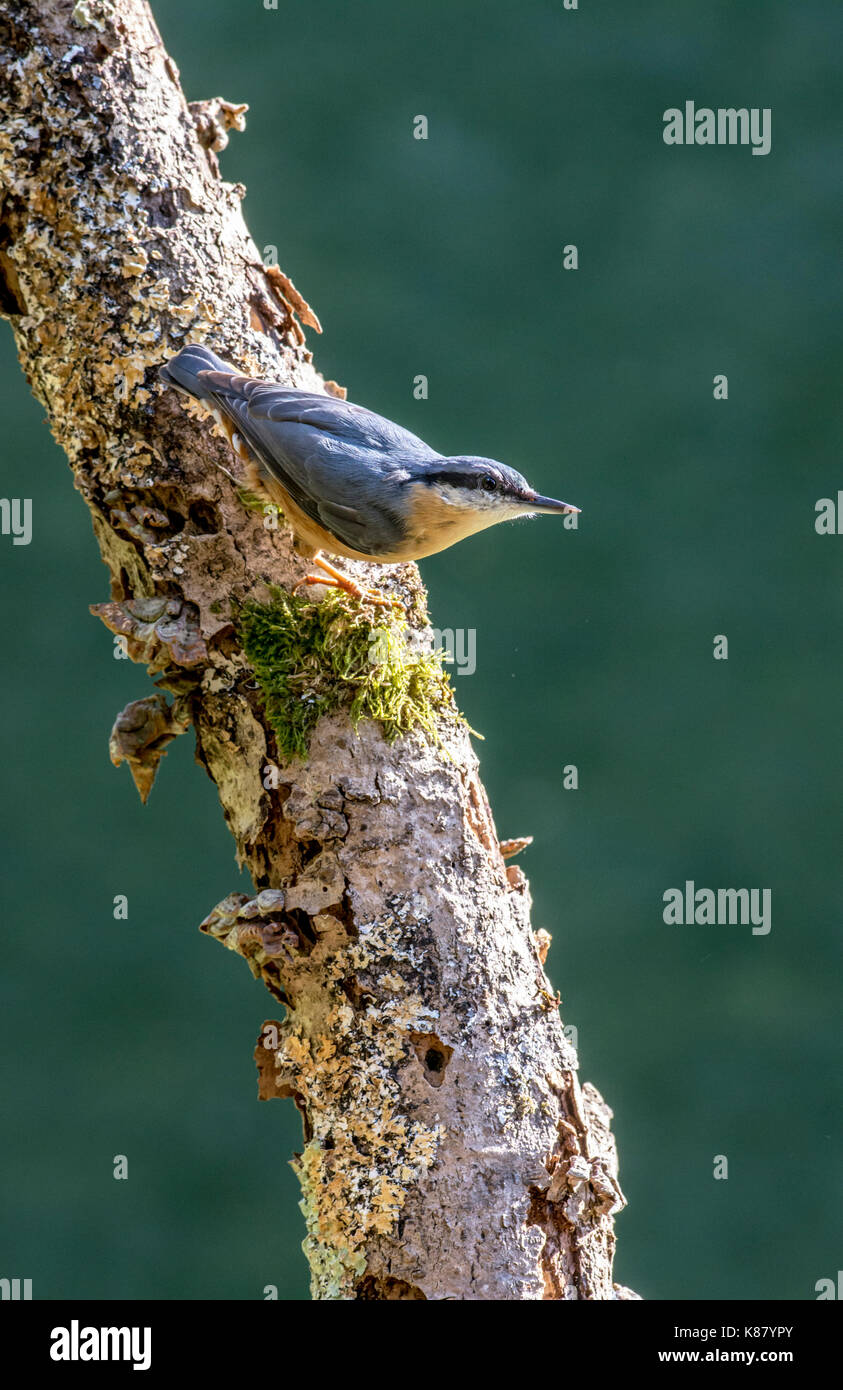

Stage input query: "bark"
[{"left": 0, "top": 0, "right": 638, "bottom": 1300}]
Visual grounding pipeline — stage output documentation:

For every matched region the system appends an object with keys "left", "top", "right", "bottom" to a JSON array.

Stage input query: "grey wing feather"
[
  {"left": 196, "top": 373, "right": 440, "bottom": 556},
  {"left": 315, "top": 499, "right": 400, "bottom": 556},
  {"left": 202, "top": 373, "right": 433, "bottom": 454}
]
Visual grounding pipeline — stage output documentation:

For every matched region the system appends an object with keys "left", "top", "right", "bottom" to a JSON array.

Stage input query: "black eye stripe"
[{"left": 427, "top": 471, "right": 499, "bottom": 492}]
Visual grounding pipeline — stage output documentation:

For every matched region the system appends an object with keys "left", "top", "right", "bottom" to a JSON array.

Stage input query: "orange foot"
[{"left": 293, "top": 553, "right": 401, "bottom": 610}]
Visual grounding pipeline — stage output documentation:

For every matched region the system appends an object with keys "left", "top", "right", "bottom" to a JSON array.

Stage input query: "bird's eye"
[{"left": 481, "top": 475, "right": 497, "bottom": 493}]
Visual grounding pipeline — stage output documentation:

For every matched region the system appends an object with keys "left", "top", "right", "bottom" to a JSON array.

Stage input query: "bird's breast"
[{"left": 387, "top": 482, "right": 499, "bottom": 560}]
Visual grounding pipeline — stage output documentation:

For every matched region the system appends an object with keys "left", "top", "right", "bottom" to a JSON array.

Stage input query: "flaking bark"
[{"left": 0, "top": 0, "right": 637, "bottom": 1300}]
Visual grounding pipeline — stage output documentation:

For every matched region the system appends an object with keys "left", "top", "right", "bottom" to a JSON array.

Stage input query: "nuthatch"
[{"left": 159, "top": 344, "right": 579, "bottom": 603}]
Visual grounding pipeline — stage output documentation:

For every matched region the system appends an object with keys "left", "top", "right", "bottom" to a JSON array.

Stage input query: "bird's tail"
[{"left": 158, "top": 343, "right": 237, "bottom": 400}]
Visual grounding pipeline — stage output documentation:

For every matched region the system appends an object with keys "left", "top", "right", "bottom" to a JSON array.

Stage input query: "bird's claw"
[
  {"left": 293, "top": 552, "right": 405, "bottom": 612},
  {"left": 292, "top": 571, "right": 401, "bottom": 611}
]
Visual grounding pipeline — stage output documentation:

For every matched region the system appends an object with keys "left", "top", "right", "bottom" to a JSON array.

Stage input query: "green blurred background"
[{"left": 1, "top": 0, "right": 841, "bottom": 1300}]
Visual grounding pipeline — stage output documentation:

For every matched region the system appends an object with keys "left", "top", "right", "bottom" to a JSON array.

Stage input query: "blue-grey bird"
[{"left": 159, "top": 344, "right": 579, "bottom": 603}]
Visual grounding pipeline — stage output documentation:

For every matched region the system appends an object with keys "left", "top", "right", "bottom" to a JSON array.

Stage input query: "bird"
[{"left": 159, "top": 344, "right": 579, "bottom": 605}]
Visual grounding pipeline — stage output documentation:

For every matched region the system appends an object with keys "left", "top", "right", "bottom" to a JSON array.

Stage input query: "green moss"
[
  {"left": 236, "top": 487, "right": 280, "bottom": 517},
  {"left": 238, "top": 589, "right": 465, "bottom": 761}
]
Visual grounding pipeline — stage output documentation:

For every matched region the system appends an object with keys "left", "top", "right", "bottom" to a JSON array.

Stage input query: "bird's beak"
[{"left": 525, "top": 492, "right": 581, "bottom": 514}]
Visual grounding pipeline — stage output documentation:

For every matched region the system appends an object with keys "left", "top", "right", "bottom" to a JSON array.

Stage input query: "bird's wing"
[{"left": 197, "top": 372, "right": 436, "bottom": 555}]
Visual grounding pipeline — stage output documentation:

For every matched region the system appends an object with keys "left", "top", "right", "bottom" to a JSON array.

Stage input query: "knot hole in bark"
[{"left": 410, "top": 1031, "right": 453, "bottom": 1089}]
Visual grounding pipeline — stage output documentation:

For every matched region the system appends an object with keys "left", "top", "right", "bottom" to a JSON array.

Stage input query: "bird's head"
[{"left": 409, "top": 455, "right": 579, "bottom": 544}]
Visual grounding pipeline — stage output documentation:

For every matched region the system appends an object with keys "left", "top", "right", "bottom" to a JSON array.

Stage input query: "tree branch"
[{"left": 0, "top": 0, "right": 637, "bottom": 1300}]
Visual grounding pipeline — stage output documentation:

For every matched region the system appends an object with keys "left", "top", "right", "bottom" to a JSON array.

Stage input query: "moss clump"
[{"left": 238, "top": 589, "right": 463, "bottom": 761}]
